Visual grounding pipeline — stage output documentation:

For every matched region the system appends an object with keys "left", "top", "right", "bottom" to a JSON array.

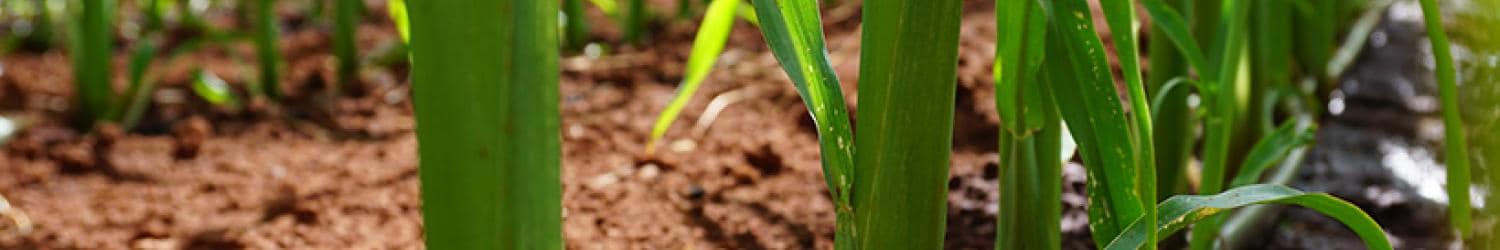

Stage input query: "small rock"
[
  {"left": 172, "top": 116, "right": 212, "bottom": 159},
  {"left": 637, "top": 164, "right": 660, "bottom": 180},
  {"left": 685, "top": 185, "right": 705, "bottom": 200},
  {"left": 588, "top": 174, "right": 619, "bottom": 190}
]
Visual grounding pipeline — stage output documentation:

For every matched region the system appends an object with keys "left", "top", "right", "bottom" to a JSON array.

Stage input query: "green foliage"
[
  {"left": 1037, "top": 0, "right": 1148, "bottom": 246},
  {"left": 563, "top": 0, "right": 588, "bottom": 48},
  {"left": 853, "top": 0, "right": 962, "bottom": 248},
  {"left": 622, "top": 0, "right": 646, "bottom": 43},
  {"left": 1105, "top": 184, "right": 1392, "bottom": 250},
  {"left": 407, "top": 0, "right": 562, "bottom": 248},
  {"left": 334, "top": 0, "right": 360, "bottom": 93},
  {"left": 1145, "top": 0, "right": 1194, "bottom": 200},
  {"left": 645, "top": 0, "right": 740, "bottom": 155},
  {"left": 747, "top": 0, "right": 856, "bottom": 247},
  {"left": 190, "top": 69, "right": 240, "bottom": 109},
  {"left": 68, "top": 0, "right": 117, "bottom": 129},
  {"left": 1418, "top": 0, "right": 1473, "bottom": 237},
  {"left": 253, "top": 0, "right": 283, "bottom": 99},
  {"left": 1228, "top": 121, "right": 1314, "bottom": 188},
  {"left": 994, "top": 0, "right": 1060, "bottom": 248}
]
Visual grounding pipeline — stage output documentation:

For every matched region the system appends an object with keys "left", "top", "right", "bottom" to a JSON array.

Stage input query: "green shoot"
[
  {"left": 1418, "top": 0, "right": 1473, "bottom": 237},
  {"left": 334, "top": 0, "right": 360, "bottom": 93},
  {"left": 190, "top": 69, "right": 240, "bottom": 109},
  {"left": 1144, "top": 0, "right": 1195, "bottom": 201},
  {"left": 1228, "top": 121, "right": 1315, "bottom": 188},
  {"left": 748, "top": 0, "right": 856, "bottom": 247},
  {"left": 853, "top": 0, "right": 962, "bottom": 248},
  {"left": 115, "top": 38, "right": 158, "bottom": 129},
  {"left": 623, "top": 0, "right": 646, "bottom": 43},
  {"left": 563, "top": 0, "right": 588, "bottom": 48},
  {"left": 645, "top": 0, "right": 740, "bottom": 155},
  {"left": 68, "top": 0, "right": 117, "bottom": 129},
  {"left": 253, "top": 0, "right": 283, "bottom": 99},
  {"left": 1038, "top": 0, "right": 1147, "bottom": 246},
  {"left": 1097, "top": 0, "right": 1158, "bottom": 247},
  {"left": 407, "top": 0, "right": 563, "bottom": 248},
  {"left": 1190, "top": 0, "right": 1251, "bottom": 248},
  {"left": 388, "top": 0, "right": 409, "bottom": 44},
  {"left": 1105, "top": 184, "right": 1392, "bottom": 250},
  {"left": 994, "top": 0, "right": 1060, "bottom": 248}
]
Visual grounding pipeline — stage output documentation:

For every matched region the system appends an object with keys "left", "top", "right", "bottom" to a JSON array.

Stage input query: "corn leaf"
[
  {"left": 995, "top": 0, "right": 1061, "bottom": 249},
  {"left": 748, "top": 0, "right": 856, "bottom": 247},
  {"left": 1228, "top": 121, "right": 1314, "bottom": 188},
  {"left": 334, "top": 0, "right": 360, "bottom": 91},
  {"left": 1138, "top": 0, "right": 1207, "bottom": 75},
  {"left": 1038, "top": 0, "right": 1145, "bottom": 246},
  {"left": 116, "top": 39, "right": 158, "bottom": 129},
  {"left": 69, "top": 0, "right": 117, "bottom": 129},
  {"left": 1097, "top": 0, "right": 1159, "bottom": 247},
  {"left": 646, "top": 0, "right": 739, "bottom": 155},
  {"left": 1191, "top": 0, "right": 1252, "bottom": 248},
  {"left": 1104, "top": 184, "right": 1392, "bottom": 250},
  {"left": 407, "top": 0, "right": 563, "bottom": 248},
  {"left": 388, "top": 0, "right": 409, "bottom": 44},
  {"left": 1418, "top": 0, "right": 1473, "bottom": 237},
  {"left": 623, "top": 0, "right": 646, "bottom": 43},
  {"left": 853, "top": 0, "right": 962, "bottom": 248},
  {"left": 562, "top": 0, "right": 587, "bottom": 48},
  {"left": 253, "top": 0, "right": 282, "bottom": 99},
  {"left": 190, "top": 69, "right": 239, "bottom": 108}
]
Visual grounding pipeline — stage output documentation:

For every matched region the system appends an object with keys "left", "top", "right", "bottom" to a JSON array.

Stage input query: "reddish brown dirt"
[{"left": 0, "top": 1, "right": 1088, "bottom": 249}]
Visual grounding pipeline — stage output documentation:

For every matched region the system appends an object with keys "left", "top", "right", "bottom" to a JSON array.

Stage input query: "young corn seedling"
[
  {"left": 333, "top": 0, "right": 359, "bottom": 93},
  {"left": 253, "top": 0, "right": 283, "bottom": 99},
  {"left": 406, "top": 0, "right": 562, "bottom": 248},
  {"left": 645, "top": 0, "right": 741, "bottom": 155},
  {"left": 68, "top": 0, "right": 117, "bottom": 129},
  {"left": 993, "top": 0, "right": 1064, "bottom": 248},
  {"left": 751, "top": 0, "right": 961, "bottom": 248}
]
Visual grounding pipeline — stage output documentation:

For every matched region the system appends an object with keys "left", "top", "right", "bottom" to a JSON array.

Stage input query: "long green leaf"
[
  {"left": 562, "top": 0, "right": 587, "bottom": 48},
  {"left": 995, "top": 0, "right": 1060, "bottom": 248},
  {"left": 69, "top": 0, "right": 116, "bottom": 129},
  {"left": 114, "top": 38, "right": 158, "bottom": 130},
  {"left": 854, "top": 0, "right": 962, "bottom": 248},
  {"left": 1038, "top": 0, "right": 1145, "bottom": 246},
  {"left": 622, "top": 0, "right": 646, "bottom": 43},
  {"left": 334, "top": 0, "right": 360, "bottom": 93},
  {"left": 748, "top": 0, "right": 857, "bottom": 248},
  {"left": 645, "top": 0, "right": 739, "bottom": 155},
  {"left": 1418, "top": 0, "right": 1473, "bottom": 237},
  {"left": 407, "top": 0, "right": 562, "bottom": 248},
  {"left": 1145, "top": 0, "right": 1195, "bottom": 201},
  {"left": 253, "top": 0, "right": 282, "bottom": 99},
  {"left": 1098, "top": 0, "right": 1158, "bottom": 247},
  {"left": 1190, "top": 0, "right": 1252, "bottom": 248},
  {"left": 1138, "top": 0, "right": 1207, "bottom": 75},
  {"left": 1104, "top": 184, "right": 1392, "bottom": 250},
  {"left": 1228, "top": 120, "right": 1314, "bottom": 188}
]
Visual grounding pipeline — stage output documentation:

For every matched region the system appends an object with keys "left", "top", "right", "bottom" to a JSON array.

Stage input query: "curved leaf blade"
[
  {"left": 1104, "top": 184, "right": 1392, "bottom": 250},
  {"left": 1228, "top": 120, "right": 1314, "bottom": 188},
  {"left": 748, "top": 0, "right": 857, "bottom": 247},
  {"left": 646, "top": 0, "right": 740, "bottom": 155}
]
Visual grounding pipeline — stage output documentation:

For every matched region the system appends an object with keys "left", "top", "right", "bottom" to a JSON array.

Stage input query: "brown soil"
[{"left": 0, "top": 0, "right": 1092, "bottom": 249}]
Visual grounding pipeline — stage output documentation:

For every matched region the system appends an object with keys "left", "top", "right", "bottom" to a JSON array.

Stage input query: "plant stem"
[
  {"left": 334, "top": 0, "right": 360, "bottom": 94},
  {"left": 253, "top": 0, "right": 282, "bottom": 99},
  {"left": 407, "top": 0, "right": 563, "bottom": 248},
  {"left": 1418, "top": 0, "right": 1473, "bottom": 238},
  {"left": 854, "top": 0, "right": 962, "bottom": 248},
  {"left": 70, "top": 0, "right": 117, "bottom": 129}
]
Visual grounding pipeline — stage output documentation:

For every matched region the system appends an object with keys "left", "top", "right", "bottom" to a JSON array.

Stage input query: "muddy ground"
[{"left": 0, "top": 0, "right": 1466, "bottom": 249}]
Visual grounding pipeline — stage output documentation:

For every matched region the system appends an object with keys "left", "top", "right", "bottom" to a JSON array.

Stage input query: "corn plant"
[
  {"left": 253, "top": 0, "right": 283, "bottom": 99},
  {"left": 68, "top": 0, "right": 117, "bottom": 129},
  {"left": 644, "top": 0, "right": 741, "bottom": 155},
  {"left": 994, "top": 0, "right": 1061, "bottom": 248},
  {"left": 333, "top": 0, "right": 359, "bottom": 93},
  {"left": 406, "top": 0, "right": 562, "bottom": 248}
]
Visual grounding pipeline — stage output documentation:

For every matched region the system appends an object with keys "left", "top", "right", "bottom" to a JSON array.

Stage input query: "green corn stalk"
[
  {"left": 853, "top": 0, "right": 962, "bottom": 248},
  {"left": 748, "top": 0, "right": 856, "bottom": 247},
  {"left": 1189, "top": 0, "right": 1251, "bottom": 248},
  {"left": 1417, "top": 0, "right": 1473, "bottom": 238},
  {"left": 253, "top": 0, "right": 283, "bottom": 99},
  {"left": 1097, "top": 0, "right": 1159, "bottom": 247},
  {"left": 1038, "top": 0, "right": 1148, "bottom": 246},
  {"left": 563, "top": 0, "right": 588, "bottom": 49},
  {"left": 622, "top": 0, "right": 646, "bottom": 43},
  {"left": 1105, "top": 184, "right": 1392, "bottom": 250},
  {"left": 334, "top": 0, "right": 360, "bottom": 94},
  {"left": 1146, "top": 0, "right": 1194, "bottom": 201},
  {"left": 646, "top": 0, "right": 739, "bottom": 155},
  {"left": 994, "top": 0, "right": 1060, "bottom": 248},
  {"left": 68, "top": 0, "right": 117, "bottom": 129},
  {"left": 407, "top": 0, "right": 563, "bottom": 248}
]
